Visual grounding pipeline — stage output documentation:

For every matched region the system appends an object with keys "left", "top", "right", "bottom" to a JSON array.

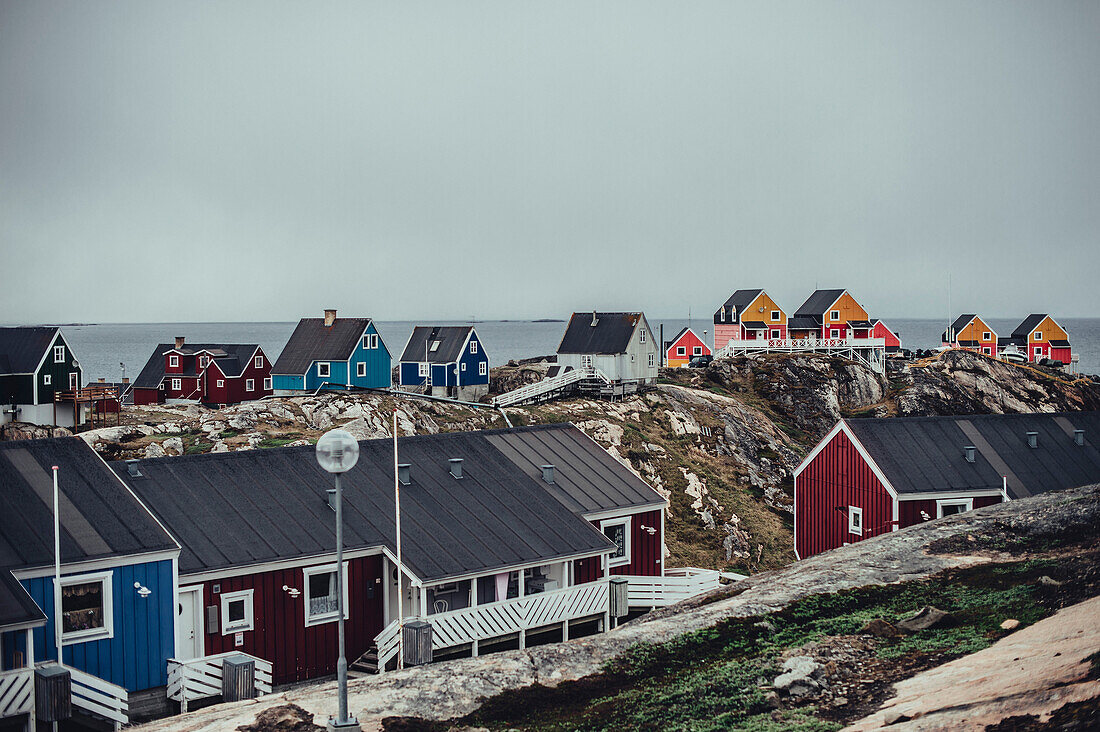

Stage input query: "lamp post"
[{"left": 316, "top": 429, "right": 360, "bottom": 732}]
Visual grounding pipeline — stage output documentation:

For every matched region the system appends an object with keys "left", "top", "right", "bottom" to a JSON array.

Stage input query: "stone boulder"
[{"left": 0, "top": 422, "right": 72, "bottom": 441}]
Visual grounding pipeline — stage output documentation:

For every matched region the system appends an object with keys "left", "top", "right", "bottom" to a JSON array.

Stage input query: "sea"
[{"left": 52, "top": 318, "right": 1100, "bottom": 385}]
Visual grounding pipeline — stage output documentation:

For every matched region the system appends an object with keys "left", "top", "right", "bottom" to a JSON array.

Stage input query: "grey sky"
[{"left": 2, "top": 1, "right": 1098, "bottom": 323}]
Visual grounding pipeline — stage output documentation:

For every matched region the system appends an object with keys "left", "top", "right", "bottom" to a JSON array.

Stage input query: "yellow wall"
[
  {"left": 959, "top": 316, "right": 998, "bottom": 346},
  {"left": 1029, "top": 316, "right": 1067, "bottom": 343},
  {"left": 823, "top": 291, "right": 868, "bottom": 325},
  {"left": 745, "top": 291, "right": 787, "bottom": 325}
]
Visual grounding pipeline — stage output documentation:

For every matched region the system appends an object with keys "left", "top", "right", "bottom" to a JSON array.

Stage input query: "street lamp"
[{"left": 316, "top": 429, "right": 360, "bottom": 732}]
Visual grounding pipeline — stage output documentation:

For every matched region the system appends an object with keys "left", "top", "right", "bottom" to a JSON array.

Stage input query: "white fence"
[
  {"left": 167, "top": 652, "right": 273, "bottom": 712},
  {"left": 67, "top": 664, "right": 129, "bottom": 729},
  {"left": 494, "top": 366, "right": 611, "bottom": 406},
  {"left": 715, "top": 337, "right": 886, "bottom": 374},
  {"left": 622, "top": 568, "right": 723, "bottom": 608},
  {"left": 0, "top": 667, "right": 33, "bottom": 720}
]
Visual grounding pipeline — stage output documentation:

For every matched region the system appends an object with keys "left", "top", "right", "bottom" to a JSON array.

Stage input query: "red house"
[
  {"left": 713, "top": 289, "right": 787, "bottom": 350},
  {"left": 793, "top": 412, "right": 1100, "bottom": 559},
  {"left": 870, "top": 319, "right": 902, "bottom": 353},
  {"left": 664, "top": 328, "right": 711, "bottom": 367},
  {"left": 131, "top": 337, "right": 272, "bottom": 406}
]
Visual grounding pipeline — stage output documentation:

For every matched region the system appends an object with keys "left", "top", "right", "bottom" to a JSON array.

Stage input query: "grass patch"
[
  {"left": 258, "top": 437, "right": 299, "bottom": 448},
  {"left": 218, "top": 429, "right": 239, "bottom": 439}
]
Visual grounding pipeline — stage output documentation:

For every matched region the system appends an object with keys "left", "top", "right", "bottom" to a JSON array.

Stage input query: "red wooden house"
[
  {"left": 664, "top": 328, "right": 711, "bottom": 367},
  {"left": 713, "top": 290, "right": 787, "bottom": 350},
  {"left": 793, "top": 412, "right": 1100, "bottom": 559},
  {"left": 131, "top": 337, "right": 272, "bottom": 406},
  {"left": 870, "top": 319, "right": 902, "bottom": 353},
  {"left": 789, "top": 289, "right": 871, "bottom": 340},
  {"left": 942, "top": 314, "right": 998, "bottom": 356},
  {"left": 1004, "top": 314, "right": 1072, "bottom": 364}
]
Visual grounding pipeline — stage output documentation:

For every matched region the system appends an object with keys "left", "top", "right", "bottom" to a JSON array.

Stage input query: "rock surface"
[{"left": 0, "top": 422, "right": 72, "bottom": 441}]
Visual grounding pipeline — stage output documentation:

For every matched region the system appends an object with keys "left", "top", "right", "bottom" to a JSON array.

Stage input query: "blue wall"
[
  {"left": 305, "top": 360, "right": 349, "bottom": 391},
  {"left": 272, "top": 374, "right": 305, "bottom": 391},
  {"left": 399, "top": 362, "right": 425, "bottom": 387},
  {"left": 399, "top": 330, "right": 488, "bottom": 388},
  {"left": 21, "top": 559, "right": 174, "bottom": 691},
  {"left": 457, "top": 332, "right": 490, "bottom": 386},
  {"left": 348, "top": 323, "right": 391, "bottom": 389}
]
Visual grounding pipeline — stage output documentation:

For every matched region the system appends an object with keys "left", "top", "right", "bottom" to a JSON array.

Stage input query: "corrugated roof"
[
  {"left": 0, "top": 438, "right": 178, "bottom": 572},
  {"left": 844, "top": 412, "right": 1100, "bottom": 499},
  {"left": 794, "top": 289, "right": 846, "bottom": 318},
  {"left": 272, "top": 318, "right": 374, "bottom": 375},
  {"left": 0, "top": 571, "right": 45, "bottom": 629},
  {"left": 557, "top": 312, "right": 644, "bottom": 355},
  {"left": 713, "top": 289, "right": 763, "bottom": 324},
  {"left": 1012, "top": 314, "right": 1048, "bottom": 338},
  {"left": 398, "top": 326, "right": 475, "bottom": 364},
  {"left": 133, "top": 343, "right": 260, "bottom": 389},
  {"left": 0, "top": 327, "right": 59, "bottom": 375},
  {"left": 114, "top": 426, "right": 617, "bottom": 581}
]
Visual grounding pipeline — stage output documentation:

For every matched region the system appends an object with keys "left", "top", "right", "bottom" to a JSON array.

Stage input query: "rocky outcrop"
[{"left": 0, "top": 422, "right": 72, "bottom": 441}]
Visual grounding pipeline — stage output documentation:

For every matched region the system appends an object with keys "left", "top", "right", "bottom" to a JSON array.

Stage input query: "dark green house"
[{"left": 0, "top": 327, "right": 84, "bottom": 428}]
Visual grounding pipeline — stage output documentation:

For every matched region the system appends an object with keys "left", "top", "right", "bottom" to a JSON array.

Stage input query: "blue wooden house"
[
  {"left": 271, "top": 309, "right": 391, "bottom": 395},
  {"left": 0, "top": 437, "right": 180, "bottom": 728},
  {"left": 398, "top": 326, "right": 489, "bottom": 401}
]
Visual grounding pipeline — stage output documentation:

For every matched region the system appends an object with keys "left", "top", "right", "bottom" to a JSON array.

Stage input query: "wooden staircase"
[{"left": 349, "top": 644, "right": 379, "bottom": 676}]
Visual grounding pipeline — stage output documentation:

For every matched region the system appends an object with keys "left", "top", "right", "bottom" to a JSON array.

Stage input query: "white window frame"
[
  {"left": 470, "top": 341, "right": 478, "bottom": 354},
  {"left": 601, "top": 517, "right": 632, "bottom": 568},
  {"left": 317, "top": 362, "right": 330, "bottom": 378},
  {"left": 693, "top": 346, "right": 703, "bottom": 355},
  {"left": 830, "top": 310, "right": 840, "bottom": 321},
  {"left": 245, "top": 379, "right": 255, "bottom": 392},
  {"left": 58, "top": 570, "right": 114, "bottom": 644},
  {"left": 362, "top": 333, "right": 379, "bottom": 350},
  {"left": 418, "top": 362, "right": 429, "bottom": 377},
  {"left": 581, "top": 355, "right": 593, "bottom": 369},
  {"left": 936, "top": 498, "right": 973, "bottom": 518},
  {"left": 830, "top": 329, "right": 841, "bottom": 338},
  {"left": 771, "top": 330, "right": 780, "bottom": 339},
  {"left": 639, "top": 328, "right": 647, "bottom": 343},
  {"left": 771, "top": 310, "right": 781, "bottom": 321},
  {"left": 199, "top": 355, "right": 210, "bottom": 368},
  {"left": 983, "top": 346, "right": 991, "bottom": 355},
  {"left": 983, "top": 332, "right": 991, "bottom": 341},
  {"left": 479, "top": 361, "right": 487, "bottom": 376},
  {"left": 356, "top": 362, "right": 366, "bottom": 377},
  {"left": 263, "top": 377, "right": 272, "bottom": 390},
  {"left": 460, "top": 362, "right": 467, "bottom": 372},
  {"left": 169, "top": 354, "right": 179, "bottom": 368},
  {"left": 676, "top": 346, "right": 686, "bottom": 356},
  {"left": 847, "top": 506, "right": 863, "bottom": 536},
  {"left": 171, "top": 378, "right": 182, "bottom": 390},
  {"left": 220, "top": 589, "right": 254, "bottom": 634},
  {"left": 43, "top": 374, "right": 51, "bottom": 386},
  {"left": 1034, "top": 331, "right": 1042, "bottom": 341},
  {"left": 1034, "top": 347, "right": 1043, "bottom": 359},
  {"left": 69, "top": 372, "right": 78, "bottom": 389},
  {"left": 254, "top": 355, "right": 263, "bottom": 368},
  {"left": 647, "top": 353, "right": 655, "bottom": 367},
  {"left": 303, "top": 562, "right": 350, "bottom": 627},
  {"left": 53, "top": 345, "right": 65, "bottom": 363},
  {"left": 216, "top": 379, "right": 225, "bottom": 388}
]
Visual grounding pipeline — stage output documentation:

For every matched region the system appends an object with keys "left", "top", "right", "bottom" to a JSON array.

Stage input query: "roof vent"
[
  {"left": 174, "top": 336, "right": 185, "bottom": 349},
  {"left": 397, "top": 463, "right": 411, "bottom": 485},
  {"left": 326, "top": 488, "right": 337, "bottom": 511},
  {"left": 1026, "top": 431, "right": 1038, "bottom": 449},
  {"left": 324, "top": 309, "right": 337, "bottom": 327},
  {"left": 126, "top": 460, "right": 142, "bottom": 478},
  {"left": 541, "top": 464, "right": 556, "bottom": 484},
  {"left": 449, "top": 458, "right": 463, "bottom": 479},
  {"left": 963, "top": 446, "right": 976, "bottom": 463},
  {"left": 590, "top": 311, "right": 598, "bottom": 327},
  {"left": 1074, "top": 429, "right": 1085, "bottom": 446}
]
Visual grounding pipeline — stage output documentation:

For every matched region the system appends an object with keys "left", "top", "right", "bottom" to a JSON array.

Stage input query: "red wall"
[
  {"left": 795, "top": 429, "right": 894, "bottom": 559},
  {"left": 572, "top": 509, "right": 664, "bottom": 582},
  {"left": 897, "top": 495, "right": 1002, "bottom": 527},
  {"left": 713, "top": 324, "right": 738, "bottom": 350},
  {"left": 665, "top": 332, "right": 711, "bottom": 362},
  {"left": 133, "top": 388, "right": 161, "bottom": 406},
  {"left": 198, "top": 555, "right": 384, "bottom": 685},
  {"left": 872, "top": 322, "right": 901, "bottom": 349},
  {"left": 1051, "top": 347, "right": 1071, "bottom": 363}
]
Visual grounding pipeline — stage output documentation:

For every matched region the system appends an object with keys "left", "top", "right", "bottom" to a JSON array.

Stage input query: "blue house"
[
  {"left": 398, "top": 325, "right": 489, "bottom": 401},
  {"left": 271, "top": 309, "right": 391, "bottom": 395},
  {"left": 0, "top": 437, "right": 180, "bottom": 728}
]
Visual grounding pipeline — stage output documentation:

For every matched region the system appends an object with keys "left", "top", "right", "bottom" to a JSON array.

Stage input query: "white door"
[{"left": 176, "top": 587, "right": 203, "bottom": 660}]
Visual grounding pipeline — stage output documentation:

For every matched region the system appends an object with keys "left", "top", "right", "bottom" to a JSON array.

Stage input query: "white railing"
[
  {"left": 0, "top": 667, "right": 33, "bottom": 719},
  {"left": 374, "top": 618, "right": 402, "bottom": 672},
  {"left": 67, "top": 664, "right": 129, "bottom": 729},
  {"left": 494, "top": 366, "right": 600, "bottom": 406},
  {"left": 622, "top": 567, "right": 725, "bottom": 608},
  {"left": 715, "top": 337, "right": 886, "bottom": 374},
  {"left": 167, "top": 652, "right": 273, "bottom": 712}
]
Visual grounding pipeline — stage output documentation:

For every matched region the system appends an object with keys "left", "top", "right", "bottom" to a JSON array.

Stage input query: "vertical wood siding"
[
  {"left": 573, "top": 509, "right": 663, "bottom": 582},
  {"left": 795, "top": 430, "right": 893, "bottom": 559}
]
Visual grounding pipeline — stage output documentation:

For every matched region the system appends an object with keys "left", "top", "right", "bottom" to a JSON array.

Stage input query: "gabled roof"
[
  {"left": 1012, "top": 314, "right": 1048, "bottom": 338},
  {"left": 713, "top": 289, "right": 763, "bottom": 324},
  {"left": 113, "top": 424, "right": 619, "bottom": 582},
  {"left": 0, "top": 570, "right": 46, "bottom": 630},
  {"left": 0, "top": 438, "right": 178, "bottom": 572},
  {"left": 0, "top": 327, "right": 60, "bottom": 375},
  {"left": 664, "top": 327, "right": 690, "bottom": 351},
  {"left": 841, "top": 412, "right": 1100, "bottom": 499},
  {"left": 557, "top": 312, "right": 646, "bottom": 355},
  {"left": 794, "top": 289, "right": 846, "bottom": 318},
  {"left": 272, "top": 318, "right": 375, "bottom": 376},
  {"left": 133, "top": 343, "right": 261, "bottom": 389},
  {"left": 399, "top": 326, "right": 476, "bottom": 364}
]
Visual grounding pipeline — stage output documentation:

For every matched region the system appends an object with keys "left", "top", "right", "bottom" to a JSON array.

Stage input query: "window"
[
  {"left": 199, "top": 356, "right": 209, "bottom": 368},
  {"left": 983, "top": 346, "right": 991, "bottom": 355},
  {"left": 356, "top": 362, "right": 366, "bottom": 377},
  {"left": 830, "top": 329, "right": 841, "bottom": 338},
  {"left": 59, "top": 571, "right": 113, "bottom": 644},
  {"left": 43, "top": 374, "right": 51, "bottom": 386},
  {"left": 581, "top": 355, "right": 592, "bottom": 369},
  {"left": 848, "top": 506, "right": 863, "bottom": 536},
  {"left": 720, "top": 310, "right": 726, "bottom": 322},
  {"left": 677, "top": 346, "right": 686, "bottom": 356},
  {"left": 1034, "top": 331, "right": 1042, "bottom": 341},
  {"left": 831, "top": 310, "right": 840, "bottom": 321},
  {"left": 601, "top": 517, "right": 631, "bottom": 567},
  {"left": 263, "top": 377, "right": 272, "bottom": 390},
  {"left": 936, "top": 498, "right": 973, "bottom": 518},
  {"left": 216, "top": 380, "right": 225, "bottom": 388},
  {"left": 245, "top": 379, "right": 255, "bottom": 391},
  {"left": 317, "top": 362, "right": 330, "bottom": 378},
  {"left": 169, "top": 355, "right": 179, "bottom": 368},
  {"left": 362, "top": 333, "right": 379, "bottom": 350},
  {"left": 479, "top": 361, "right": 487, "bottom": 376},
  {"left": 771, "top": 330, "right": 780, "bottom": 339},
  {"left": 771, "top": 310, "right": 780, "bottom": 321},
  {"left": 639, "top": 328, "right": 646, "bottom": 343},
  {"left": 430, "top": 341, "right": 441, "bottom": 353},
  {"left": 418, "top": 363, "right": 429, "bottom": 377},
  {"left": 461, "top": 362, "right": 467, "bottom": 372},
  {"left": 470, "top": 341, "right": 478, "bottom": 354},
  {"left": 303, "top": 563, "right": 349, "bottom": 626},
  {"left": 983, "top": 332, "right": 991, "bottom": 341},
  {"left": 254, "top": 355, "right": 263, "bottom": 368},
  {"left": 220, "top": 590, "right": 254, "bottom": 634},
  {"left": 648, "top": 353, "right": 655, "bottom": 367},
  {"left": 54, "top": 346, "right": 65, "bottom": 363},
  {"left": 171, "top": 378, "right": 182, "bottom": 390},
  {"left": 69, "top": 372, "right": 78, "bottom": 389},
  {"left": 1034, "top": 347, "right": 1042, "bottom": 359},
  {"left": 693, "top": 346, "right": 702, "bottom": 355},
  {"left": 630, "top": 354, "right": 635, "bottom": 362}
]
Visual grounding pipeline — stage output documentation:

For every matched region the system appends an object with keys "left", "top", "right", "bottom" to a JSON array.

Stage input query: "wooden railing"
[
  {"left": 67, "top": 664, "right": 129, "bottom": 729},
  {"left": 621, "top": 567, "right": 723, "bottom": 608},
  {"left": 166, "top": 652, "right": 273, "bottom": 712},
  {"left": 0, "top": 667, "right": 33, "bottom": 720},
  {"left": 494, "top": 366, "right": 610, "bottom": 406},
  {"left": 374, "top": 618, "right": 402, "bottom": 672}
]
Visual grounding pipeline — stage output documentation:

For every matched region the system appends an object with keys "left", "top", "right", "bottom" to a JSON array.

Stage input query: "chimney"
[
  {"left": 324, "top": 309, "right": 337, "bottom": 327},
  {"left": 541, "top": 464, "right": 556, "bottom": 484},
  {"left": 98, "top": 377, "right": 105, "bottom": 383},
  {"left": 397, "top": 463, "right": 410, "bottom": 485},
  {"left": 963, "top": 446, "right": 975, "bottom": 463},
  {"left": 122, "top": 377, "right": 129, "bottom": 384},
  {"left": 590, "top": 311, "right": 598, "bottom": 327},
  {"left": 175, "top": 336, "right": 185, "bottom": 349},
  {"left": 449, "top": 458, "right": 463, "bottom": 479},
  {"left": 126, "top": 460, "right": 142, "bottom": 478},
  {"left": 1074, "top": 429, "right": 1085, "bottom": 446},
  {"left": 1027, "top": 431, "right": 1038, "bottom": 449}
]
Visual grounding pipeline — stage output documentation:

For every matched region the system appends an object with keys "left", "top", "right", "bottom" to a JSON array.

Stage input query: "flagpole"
[
  {"left": 52, "top": 466, "right": 62, "bottom": 662},
  {"left": 393, "top": 410, "right": 404, "bottom": 670}
]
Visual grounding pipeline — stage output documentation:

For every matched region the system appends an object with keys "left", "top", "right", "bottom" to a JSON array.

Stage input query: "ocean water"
[{"left": 53, "top": 317, "right": 1100, "bottom": 385}]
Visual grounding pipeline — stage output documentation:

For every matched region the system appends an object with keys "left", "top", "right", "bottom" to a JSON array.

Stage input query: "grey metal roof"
[
  {"left": 0, "top": 571, "right": 45, "bottom": 629},
  {"left": 0, "top": 327, "right": 59, "bottom": 375},
  {"left": 272, "top": 317, "right": 375, "bottom": 375},
  {"left": 133, "top": 343, "right": 261, "bottom": 389},
  {"left": 485, "top": 424, "right": 667, "bottom": 516},
  {"left": 741, "top": 321, "right": 768, "bottom": 330},
  {"left": 1012, "top": 314, "right": 1048, "bottom": 338},
  {"left": 844, "top": 412, "right": 1100, "bottom": 499},
  {"left": 664, "top": 327, "right": 691, "bottom": 351},
  {"left": 788, "top": 315, "right": 820, "bottom": 331},
  {"left": 0, "top": 438, "right": 178, "bottom": 572},
  {"left": 713, "top": 289, "right": 763, "bottom": 324},
  {"left": 113, "top": 427, "right": 616, "bottom": 581},
  {"left": 944, "top": 314, "right": 976, "bottom": 341},
  {"left": 398, "top": 326, "right": 475, "bottom": 364},
  {"left": 794, "top": 289, "right": 846, "bottom": 318},
  {"left": 1050, "top": 339, "right": 1070, "bottom": 348},
  {"left": 557, "top": 312, "right": 645, "bottom": 355},
  {"left": 848, "top": 320, "right": 875, "bottom": 329},
  {"left": 998, "top": 336, "right": 1025, "bottom": 347}
]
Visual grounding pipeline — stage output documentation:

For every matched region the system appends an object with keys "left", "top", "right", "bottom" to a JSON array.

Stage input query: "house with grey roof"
[
  {"left": 555, "top": 312, "right": 658, "bottom": 391},
  {"left": 0, "top": 326, "right": 84, "bottom": 428},
  {"left": 397, "top": 325, "right": 488, "bottom": 401},
  {"left": 272, "top": 309, "right": 391, "bottom": 394},
  {"left": 132, "top": 337, "right": 272, "bottom": 406},
  {"left": 793, "top": 412, "right": 1100, "bottom": 559}
]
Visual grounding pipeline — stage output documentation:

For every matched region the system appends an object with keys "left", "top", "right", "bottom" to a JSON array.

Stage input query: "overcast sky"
[{"left": 2, "top": 1, "right": 1098, "bottom": 324}]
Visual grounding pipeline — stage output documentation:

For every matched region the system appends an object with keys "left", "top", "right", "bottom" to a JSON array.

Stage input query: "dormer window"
[
  {"left": 169, "top": 355, "right": 179, "bottom": 368},
  {"left": 199, "top": 356, "right": 209, "bottom": 368}
]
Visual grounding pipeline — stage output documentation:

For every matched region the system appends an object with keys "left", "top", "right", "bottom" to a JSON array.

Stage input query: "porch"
[{"left": 167, "top": 651, "right": 273, "bottom": 712}]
